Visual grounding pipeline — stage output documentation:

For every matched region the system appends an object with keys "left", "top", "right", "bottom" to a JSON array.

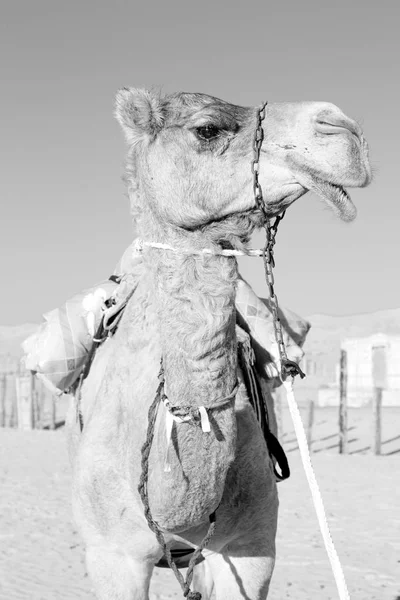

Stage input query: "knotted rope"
[{"left": 138, "top": 364, "right": 217, "bottom": 600}]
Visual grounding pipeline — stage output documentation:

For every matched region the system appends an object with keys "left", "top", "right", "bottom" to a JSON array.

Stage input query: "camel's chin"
[
  {"left": 306, "top": 179, "right": 357, "bottom": 222},
  {"left": 263, "top": 188, "right": 308, "bottom": 218}
]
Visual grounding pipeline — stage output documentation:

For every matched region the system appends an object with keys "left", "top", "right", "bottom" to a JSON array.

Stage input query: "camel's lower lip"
[{"left": 303, "top": 178, "right": 357, "bottom": 222}]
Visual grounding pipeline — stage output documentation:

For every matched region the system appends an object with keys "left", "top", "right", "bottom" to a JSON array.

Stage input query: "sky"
[{"left": 0, "top": 0, "right": 399, "bottom": 325}]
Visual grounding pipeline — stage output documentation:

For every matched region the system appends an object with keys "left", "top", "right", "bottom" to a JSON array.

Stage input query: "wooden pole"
[
  {"left": 50, "top": 394, "right": 56, "bottom": 430},
  {"left": 35, "top": 380, "right": 44, "bottom": 429},
  {"left": 306, "top": 399, "right": 314, "bottom": 450},
  {"left": 9, "top": 375, "right": 16, "bottom": 428},
  {"left": 372, "top": 387, "right": 382, "bottom": 455},
  {"left": 5, "top": 356, "right": 15, "bottom": 427},
  {"left": 15, "top": 373, "right": 34, "bottom": 430},
  {"left": 371, "top": 345, "right": 386, "bottom": 456},
  {"left": 31, "top": 373, "right": 39, "bottom": 429},
  {"left": 40, "top": 386, "right": 46, "bottom": 428},
  {"left": 0, "top": 374, "right": 6, "bottom": 427},
  {"left": 339, "top": 349, "right": 348, "bottom": 454}
]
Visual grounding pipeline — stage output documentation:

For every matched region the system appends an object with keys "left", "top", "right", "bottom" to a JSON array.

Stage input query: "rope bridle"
[
  {"left": 137, "top": 101, "right": 304, "bottom": 600},
  {"left": 137, "top": 364, "right": 219, "bottom": 600},
  {"left": 132, "top": 238, "right": 265, "bottom": 257}
]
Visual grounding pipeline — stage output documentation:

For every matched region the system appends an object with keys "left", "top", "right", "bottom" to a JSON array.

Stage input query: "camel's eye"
[{"left": 195, "top": 125, "right": 221, "bottom": 141}]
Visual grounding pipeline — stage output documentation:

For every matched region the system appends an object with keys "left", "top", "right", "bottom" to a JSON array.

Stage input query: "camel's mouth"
[{"left": 301, "top": 177, "right": 357, "bottom": 222}]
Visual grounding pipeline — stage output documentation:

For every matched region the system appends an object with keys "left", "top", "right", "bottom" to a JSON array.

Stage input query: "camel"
[{"left": 68, "top": 89, "right": 371, "bottom": 600}]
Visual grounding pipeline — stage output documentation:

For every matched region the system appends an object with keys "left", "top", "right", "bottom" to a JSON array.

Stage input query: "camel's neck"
[
  {"left": 122, "top": 213, "right": 240, "bottom": 531},
  {"left": 138, "top": 217, "right": 239, "bottom": 409}
]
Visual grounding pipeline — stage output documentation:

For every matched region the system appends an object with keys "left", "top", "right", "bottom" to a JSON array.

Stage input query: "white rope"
[
  {"left": 162, "top": 384, "right": 238, "bottom": 472},
  {"left": 162, "top": 400, "right": 211, "bottom": 472},
  {"left": 283, "top": 378, "right": 350, "bottom": 600},
  {"left": 132, "top": 238, "right": 264, "bottom": 257}
]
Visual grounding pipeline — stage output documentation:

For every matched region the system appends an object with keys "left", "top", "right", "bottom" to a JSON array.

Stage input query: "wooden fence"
[
  {"left": 279, "top": 348, "right": 396, "bottom": 456},
  {"left": 0, "top": 370, "right": 59, "bottom": 430},
  {"left": 338, "top": 348, "right": 386, "bottom": 455}
]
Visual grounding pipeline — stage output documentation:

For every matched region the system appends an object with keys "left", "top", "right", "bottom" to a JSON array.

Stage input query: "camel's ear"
[{"left": 115, "top": 88, "right": 164, "bottom": 145}]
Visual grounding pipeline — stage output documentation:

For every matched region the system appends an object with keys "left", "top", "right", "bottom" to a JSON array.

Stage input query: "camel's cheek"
[{"left": 145, "top": 145, "right": 253, "bottom": 227}]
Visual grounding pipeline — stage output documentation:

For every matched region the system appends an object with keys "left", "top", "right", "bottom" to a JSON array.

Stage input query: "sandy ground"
[{"left": 0, "top": 428, "right": 399, "bottom": 600}]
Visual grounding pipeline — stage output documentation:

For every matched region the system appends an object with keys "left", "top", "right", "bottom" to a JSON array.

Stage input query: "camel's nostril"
[{"left": 314, "top": 113, "right": 361, "bottom": 139}]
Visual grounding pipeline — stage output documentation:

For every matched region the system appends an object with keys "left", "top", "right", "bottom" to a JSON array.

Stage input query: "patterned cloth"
[
  {"left": 22, "top": 279, "right": 119, "bottom": 393},
  {"left": 236, "top": 277, "right": 310, "bottom": 381},
  {"left": 22, "top": 242, "right": 310, "bottom": 393}
]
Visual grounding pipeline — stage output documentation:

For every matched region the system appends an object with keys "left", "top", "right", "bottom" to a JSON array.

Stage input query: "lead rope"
[
  {"left": 254, "top": 102, "right": 350, "bottom": 600},
  {"left": 283, "top": 379, "right": 350, "bottom": 600}
]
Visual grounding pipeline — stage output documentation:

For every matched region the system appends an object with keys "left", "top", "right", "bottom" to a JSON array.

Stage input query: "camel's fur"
[{"left": 68, "top": 89, "right": 371, "bottom": 599}]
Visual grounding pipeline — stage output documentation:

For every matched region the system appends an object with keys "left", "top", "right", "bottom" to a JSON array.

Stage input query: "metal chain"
[{"left": 252, "top": 102, "right": 305, "bottom": 381}]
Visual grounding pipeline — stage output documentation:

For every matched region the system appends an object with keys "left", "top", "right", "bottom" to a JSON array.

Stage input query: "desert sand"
[{"left": 0, "top": 426, "right": 398, "bottom": 600}]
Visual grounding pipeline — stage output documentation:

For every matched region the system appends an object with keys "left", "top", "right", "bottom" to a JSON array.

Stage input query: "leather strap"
[{"left": 238, "top": 340, "right": 290, "bottom": 482}]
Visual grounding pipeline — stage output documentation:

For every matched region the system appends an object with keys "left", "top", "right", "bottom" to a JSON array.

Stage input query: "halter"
[
  {"left": 133, "top": 102, "right": 305, "bottom": 381},
  {"left": 137, "top": 101, "right": 303, "bottom": 600}
]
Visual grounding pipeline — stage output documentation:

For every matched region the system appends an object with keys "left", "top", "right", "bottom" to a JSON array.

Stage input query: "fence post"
[
  {"left": 15, "top": 373, "right": 34, "bottom": 430},
  {"left": 35, "top": 380, "right": 44, "bottom": 429},
  {"left": 307, "top": 399, "right": 314, "bottom": 450},
  {"left": 1, "top": 374, "right": 6, "bottom": 427},
  {"left": 31, "top": 373, "right": 40, "bottom": 429},
  {"left": 372, "top": 387, "right": 382, "bottom": 455},
  {"left": 339, "top": 349, "right": 348, "bottom": 454},
  {"left": 50, "top": 395, "right": 56, "bottom": 430},
  {"left": 371, "top": 345, "right": 386, "bottom": 456},
  {"left": 9, "top": 374, "right": 17, "bottom": 428}
]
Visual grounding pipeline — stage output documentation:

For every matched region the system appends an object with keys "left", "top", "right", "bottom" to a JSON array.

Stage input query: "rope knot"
[
  {"left": 185, "top": 592, "right": 202, "bottom": 600},
  {"left": 281, "top": 359, "right": 306, "bottom": 380}
]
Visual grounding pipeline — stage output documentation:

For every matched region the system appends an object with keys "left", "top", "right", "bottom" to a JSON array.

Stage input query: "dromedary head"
[{"left": 115, "top": 89, "right": 371, "bottom": 235}]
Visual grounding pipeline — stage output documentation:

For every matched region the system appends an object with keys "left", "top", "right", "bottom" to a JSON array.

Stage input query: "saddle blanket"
[{"left": 22, "top": 241, "right": 310, "bottom": 394}]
